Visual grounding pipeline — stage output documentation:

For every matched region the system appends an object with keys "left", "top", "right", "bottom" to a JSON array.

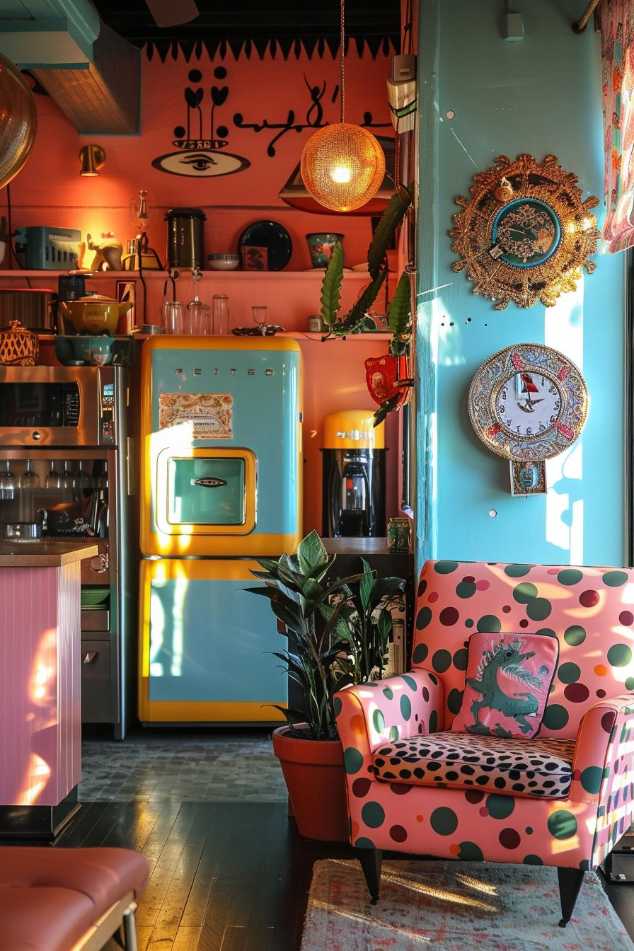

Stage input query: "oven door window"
[{"left": 0, "top": 383, "right": 80, "bottom": 428}]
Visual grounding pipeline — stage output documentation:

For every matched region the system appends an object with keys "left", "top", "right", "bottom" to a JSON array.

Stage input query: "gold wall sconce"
[{"left": 79, "top": 144, "right": 105, "bottom": 177}]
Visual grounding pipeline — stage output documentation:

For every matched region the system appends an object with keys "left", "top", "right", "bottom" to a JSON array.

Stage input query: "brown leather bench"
[{"left": 0, "top": 847, "right": 149, "bottom": 951}]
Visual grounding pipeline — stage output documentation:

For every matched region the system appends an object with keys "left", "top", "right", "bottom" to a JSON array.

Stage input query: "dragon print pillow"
[{"left": 451, "top": 632, "right": 559, "bottom": 739}]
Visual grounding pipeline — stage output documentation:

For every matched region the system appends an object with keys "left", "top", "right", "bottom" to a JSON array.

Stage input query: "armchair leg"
[
  {"left": 355, "top": 847, "right": 382, "bottom": 904},
  {"left": 122, "top": 906, "right": 138, "bottom": 951},
  {"left": 557, "top": 867, "right": 585, "bottom": 927}
]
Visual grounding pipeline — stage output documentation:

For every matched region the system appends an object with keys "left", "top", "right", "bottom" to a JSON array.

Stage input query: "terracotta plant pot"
[{"left": 272, "top": 725, "right": 348, "bottom": 842}]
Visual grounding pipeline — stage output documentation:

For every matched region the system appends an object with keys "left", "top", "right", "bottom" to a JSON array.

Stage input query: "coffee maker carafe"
[{"left": 322, "top": 410, "right": 386, "bottom": 538}]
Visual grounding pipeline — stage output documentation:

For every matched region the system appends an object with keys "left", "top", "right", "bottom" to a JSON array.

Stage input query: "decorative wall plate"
[
  {"left": 450, "top": 154, "right": 599, "bottom": 310},
  {"left": 468, "top": 344, "right": 589, "bottom": 495}
]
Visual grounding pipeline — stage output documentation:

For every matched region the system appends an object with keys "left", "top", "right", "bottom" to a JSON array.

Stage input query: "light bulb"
[{"left": 330, "top": 164, "right": 353, "bottom": 184}]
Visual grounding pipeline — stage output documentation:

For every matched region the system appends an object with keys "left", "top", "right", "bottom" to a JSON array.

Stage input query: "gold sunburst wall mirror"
[{"left": 450, "top": 153, "right": 599, "bottom": 310}]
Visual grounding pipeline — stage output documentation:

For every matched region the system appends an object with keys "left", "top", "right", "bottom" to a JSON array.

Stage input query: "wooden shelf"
[
  {"left": 0, "top": 268, "right": 373, "bottom": 282},
  {"left": 281, "top": 331, "right": 392, "bottom": 342}
]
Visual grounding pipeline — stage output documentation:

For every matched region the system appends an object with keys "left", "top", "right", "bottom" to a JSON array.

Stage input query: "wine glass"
[
  {"left": 0, "top": 460, "right": 16, "bottom": 501},
  {"left": 186, "top": 269, "right": 211, "bottom": 335},
  {"left": 18, "top": 458, "right": 40, "bottom": 490},
  {"left": 45, "top": 459, "right": 62, "bottom": 490},
  {"left": 252, "top": 305, "right": 268, "bottom": 335}
]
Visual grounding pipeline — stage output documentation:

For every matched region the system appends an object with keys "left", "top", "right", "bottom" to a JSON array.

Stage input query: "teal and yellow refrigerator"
[{"left": 139, "top": 336, "right": 302, "bottom": 723}]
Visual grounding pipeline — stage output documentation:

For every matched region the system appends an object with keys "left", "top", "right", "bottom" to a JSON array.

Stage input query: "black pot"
[{"left": 165, "top": 207, "right": 206, "bottom": 270}]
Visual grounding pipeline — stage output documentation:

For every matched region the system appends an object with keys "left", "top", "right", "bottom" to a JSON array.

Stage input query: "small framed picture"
[{"left": 241, "top": 245, "right": 268, "bottom": 270}]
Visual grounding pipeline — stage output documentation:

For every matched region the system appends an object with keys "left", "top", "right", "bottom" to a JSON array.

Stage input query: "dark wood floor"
[{"left": 52, "top": 800, "right": 634, "bottom": 950}]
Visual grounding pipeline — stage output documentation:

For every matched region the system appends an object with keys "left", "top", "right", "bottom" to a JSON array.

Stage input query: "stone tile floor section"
[{"left": 80, "top": 730, "right": 287, "bottom": 802}]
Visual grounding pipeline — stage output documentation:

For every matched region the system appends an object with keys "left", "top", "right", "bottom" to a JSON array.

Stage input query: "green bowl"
[{"left": 55, "top": 336, "right": 128, "bottom": 366}]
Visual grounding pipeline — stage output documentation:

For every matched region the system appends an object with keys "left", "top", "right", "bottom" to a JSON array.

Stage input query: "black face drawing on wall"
[{"left": 152, "top": 67, "right": 251, "bottom": 178}]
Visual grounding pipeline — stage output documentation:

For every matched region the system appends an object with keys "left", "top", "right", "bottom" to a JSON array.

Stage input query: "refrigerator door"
[
  {"left": 139, "top": 558, "right": 287, "bottom": 723},
  {"left": 140, "top": 337, "right": 302, "bottom": 557}
]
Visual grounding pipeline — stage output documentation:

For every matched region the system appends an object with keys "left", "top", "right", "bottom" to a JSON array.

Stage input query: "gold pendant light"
[{"left": 300, "top": 0, "right": 386, "bottom": 213}]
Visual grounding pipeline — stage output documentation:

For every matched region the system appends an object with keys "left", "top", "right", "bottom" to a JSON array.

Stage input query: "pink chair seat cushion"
[
  {"left": 451, "top": 632, "right": 560, "bottom": 738},
  {"left": 370, "top": 731, "right": 576, "bottom": 799}
]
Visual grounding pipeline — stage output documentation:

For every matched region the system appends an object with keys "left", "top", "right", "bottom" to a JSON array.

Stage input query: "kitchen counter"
[
  {"left": 0, "top": 540, "right": 99, "bottom": 567},
  {"left": 0, "top": 539, "right": 98, "bottom": 837}
]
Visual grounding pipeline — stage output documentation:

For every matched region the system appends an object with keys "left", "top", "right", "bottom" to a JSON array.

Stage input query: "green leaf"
[
  {"left": 359, "top": 558, "right": 376, "bottom": 611},
  {"left": 297, "top": 530, "right": 330, "bottom": 578},
  {"left": 320, "top": 240, "right": 344, "bottom": 327},
  {"left": 387, "top": 272, "right": 411, "bottom": 338},
  {"left": 339, "top": 267, "right": 387, "bottom": 334},
  {"left": 368, "top": 185, "right": 412, "bottom": 279}
]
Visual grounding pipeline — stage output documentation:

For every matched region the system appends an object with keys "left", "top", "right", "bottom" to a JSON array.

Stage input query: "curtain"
[{"left": 601, "top": 0, "right": 634, "bottom": 252}]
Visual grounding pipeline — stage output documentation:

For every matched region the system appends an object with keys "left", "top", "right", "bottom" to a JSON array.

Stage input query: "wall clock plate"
[
  {"left": 450, "top": 153, "right": 599, "bottom": 310},
  {"left": 468, "top": 343, "right": 589, "bottom": 494}
]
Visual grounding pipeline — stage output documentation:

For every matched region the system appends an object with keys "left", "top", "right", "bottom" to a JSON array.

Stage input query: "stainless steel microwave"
[{"left": 0, "top": 365, "right": 122, "bottom": 446}]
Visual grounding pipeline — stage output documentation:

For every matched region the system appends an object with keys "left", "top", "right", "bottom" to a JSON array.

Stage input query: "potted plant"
[
  {"left": 318, "top": 187, "right": 415, "bottom": 424},
  {"left": 246, "top": 530, "right": 405, "bottom": 841}
]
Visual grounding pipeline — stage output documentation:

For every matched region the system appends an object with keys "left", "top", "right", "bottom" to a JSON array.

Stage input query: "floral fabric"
[
  {"left": 601, "top": 0, "right": 634, "bottom": 251},
  {"left": 450, "top": 632, "right": 559, "bottom": 738}
]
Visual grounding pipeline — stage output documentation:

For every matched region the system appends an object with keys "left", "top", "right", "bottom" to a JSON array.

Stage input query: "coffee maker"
[{"left": 322, "top": 410, "right": 386, "bottom": 538}]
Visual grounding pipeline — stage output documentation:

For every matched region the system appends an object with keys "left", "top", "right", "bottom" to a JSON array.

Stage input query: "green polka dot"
[
  {"left": 456, "top": 580, "right": 477, "bottom": 598},
  {"left": 465, "top": 618, "right": 474, "bottom": 628},
  {"left": 523, "top": 855, "right": 544, "bottom": 865},
  {"left": 548, "top": 810, "right": 577, "bottom": 840},
  {"left": 343, "top": 747, "right": 363, "bottom": 774},
  {"left": 402, "top": 675, "right": 418, "bottom": 692},
  {"left": 382, "top": 687, "right": 394, "bottom": 700},
  {"left": 505, "top": 564, "right": 531, "bottom": 577},
  {"left": 453, "top": 648, "right": 468, "bottom": 671},
  {"left": 603, "top": 570, "right": 629, "bottom": 587},
  {"left": 537, "top": 628, "right": 556, "bottom": 638},
  {"left": 626, "top": 677, "right": 634, "bottom": 690},
  {"left": 477, "top": 614, "right": 501, "bottom": 633},
  {"left": 362, "top": 801, "right": 385, "bottom": 828},
  {"left": 372, "top": 709, "right": 385, "bottom": 732},
  {"left": 447, "top": 688, "right": 463, "bottom": 714},
  {"left": 400, "top": 695, "right": 412, "bottom": 721},
  {"left": 557, "top": 569, "right": 583, "bottom": 586},
  {"left": 333, "top": 697, "right": 342, "bottom": 716},
  {"left": 429, "top": 710, "right": 438, "bottom": 732},
  {"left": 416, "top": 607, "right": 432, "bottom": 630},
  {"left": 435, "top": 561, "right": 458, "bottom": 574},
  {"left": 486, "top": 795, "right": 515, "bottom": 819},
  {"left": 564, "top": 625, "right": 586, "bottom": 646},
  {"left": 580, "top": 766, "right": 603, "bottom": 795},
  {"left": 457, "top": 841, "right": 483, "bottom": 861},
  {"left": 542, "top": 704, "right": 569, "bottom": 730},
  {"left": 413, "top": 643, "right": 428, "bottom": 664},
  {"left": 432, "top": 649, "right": 452, "bottom": 673},
  {"left": 355, "top": 836, "right": 375, "bottom": 849},
  {"left": 389, "top": 725, "right": 400, "bottom": 741},
  {"left": 558, "top": 662, "right": 581, "bottom": 684},
  {"left": 526, "top": 598, "right": 551, "bottom": 621},
  {"left": 607, "top": 644, "right": 633, "bottom": 667},
  {"left": 513, "top": 582, "right": 538, "bottom": 604},
  {"left": 430, "top": 807, "right": 458, "bottom": 835}
]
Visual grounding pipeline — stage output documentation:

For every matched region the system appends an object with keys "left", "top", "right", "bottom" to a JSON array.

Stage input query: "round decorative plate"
[
  {"left": 450, "top": 153, "right": 599, "bottom": 309},
  {"left": 468, "top": 343, "right": 589, "bottom": 462},
  {"left": 238, "top": 220, "right": 293, "bottom": 271}
]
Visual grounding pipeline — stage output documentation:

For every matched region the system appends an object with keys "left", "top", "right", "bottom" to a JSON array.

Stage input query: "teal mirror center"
[{"left": 491, "top": 197, "right": 561, "bottom": 269}]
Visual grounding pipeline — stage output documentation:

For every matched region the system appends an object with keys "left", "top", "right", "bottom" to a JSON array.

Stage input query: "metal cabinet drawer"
[
  {"left": 81, "top": 639, "right": 114, "bottom": 723},
  {"left": 81, "top": 609, "right": 110, "bottom": 634}
]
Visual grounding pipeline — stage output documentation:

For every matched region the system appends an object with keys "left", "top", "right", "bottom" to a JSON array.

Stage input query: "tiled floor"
[{"left": 79, "top": 730, "right": 287, "bottom": 802}]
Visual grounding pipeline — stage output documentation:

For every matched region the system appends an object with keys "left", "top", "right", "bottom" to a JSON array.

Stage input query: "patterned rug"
[
  {"left": 301, "top": 859, "right": 633, "bottom": 950},
  {"left": 80, "top": 732, "right": 287, "bottom": 802}
]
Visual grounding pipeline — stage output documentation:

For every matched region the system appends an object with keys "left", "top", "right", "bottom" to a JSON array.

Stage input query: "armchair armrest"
[
  {"left": 335, "top": 670, "right": 444, "bottom": 776},
  {"left": 571, "top": 694, "right": 634, "bottom": 865}
]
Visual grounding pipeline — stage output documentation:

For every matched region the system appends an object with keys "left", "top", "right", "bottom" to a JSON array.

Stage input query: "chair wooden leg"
[
  {"left": 122, "top": 907, "right": 138, "bottom": 951},
  {"left": 355, "top": 847, "right": 382, "bottom": 904},
  {"left": 557, "top": 866, "right": 585, "bottom": 927}
]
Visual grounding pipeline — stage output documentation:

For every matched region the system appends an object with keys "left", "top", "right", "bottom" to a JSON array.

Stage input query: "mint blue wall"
[{"left": 416, "top": 0, "right": 626, "bottom": 568}]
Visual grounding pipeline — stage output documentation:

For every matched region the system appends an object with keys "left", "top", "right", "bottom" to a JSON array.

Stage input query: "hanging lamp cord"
[{"left": 339, "top": 0, "right": 345, "bottom": 123}]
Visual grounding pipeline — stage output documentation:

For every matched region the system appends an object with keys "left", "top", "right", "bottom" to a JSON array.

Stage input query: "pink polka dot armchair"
[{"left": 334, "top": 561, "right": 634, "bottom": 926}]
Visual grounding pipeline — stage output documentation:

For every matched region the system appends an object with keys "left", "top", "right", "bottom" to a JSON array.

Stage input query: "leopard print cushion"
[{"left": 370, "top": 731, "right": 576, "bottom": 799}]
